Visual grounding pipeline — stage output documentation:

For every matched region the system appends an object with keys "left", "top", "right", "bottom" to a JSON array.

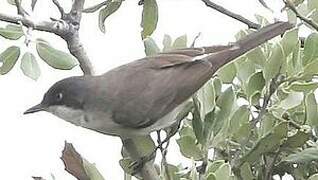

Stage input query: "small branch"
[
  {"left": 157, "top": 131, "right": 172, "bottom": 180},
  {"left": 258, "top": 0, "right": 274, "bottom": 12},
  {"left": 264, "top": 149, "right": 281, "bottom": 180},
  {"left": 14, "top": 0, "right": 28, "bottom": 16},
  {"left": 283, "top": 0, "right": 318, "bottom": 31},
  {"left": 52, "top": 0, "right": 65, "bottom": 17},
  {"left": 201, "top": 0, "right": 261, "bottom": 29}
]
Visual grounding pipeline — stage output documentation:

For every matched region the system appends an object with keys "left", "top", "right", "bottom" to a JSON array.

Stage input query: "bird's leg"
[{"left": 128, "top": 121, "right": 182, "bottom": 174}]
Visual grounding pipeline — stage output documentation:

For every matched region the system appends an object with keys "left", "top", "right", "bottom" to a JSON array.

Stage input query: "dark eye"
[{"left": 56, "top": 93, "right": 63, "bottom": 101}]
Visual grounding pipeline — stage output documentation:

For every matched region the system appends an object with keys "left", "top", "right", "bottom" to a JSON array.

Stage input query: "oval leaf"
[
  {"left": 176, "top": 135, "right": 204, "bottom": 160},
  {"left": 20, "top": 52, "right": 41, "bottom": 80},
  {"left": 172, "top": 35, "right": 187, "bottom": 49},
  {"left": 141, "top": 0, "right": 158, "bottom": 39},
  {"left": 264, "top": 44, "right": 285, "bottom": 82},
  {"left": 36, "top": 39, "right": 78, "bottom": 70},
  {"left": 98, "top": 0, "right": 122, "bottom": 33},
  {"left": 0, "top": 24, "right": 23, "bottom": 40},
  {"left": 143, "top": 37, "right": 160, "bottom": 56},
  {"left": 303, "top": 33, "right": 318, "bottom": 66},
  {"left": 0, "top": 46, "right": 20, "bottom": 75}
]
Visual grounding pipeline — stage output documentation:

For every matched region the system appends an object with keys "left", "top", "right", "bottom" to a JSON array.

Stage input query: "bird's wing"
[{"left": 99, "top": 54, "right": 212, "bottom": 128}]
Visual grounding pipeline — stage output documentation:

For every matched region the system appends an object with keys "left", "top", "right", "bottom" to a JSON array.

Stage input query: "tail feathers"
[{"left": 202, "top": 21, "right": 293, "bottom": 72}]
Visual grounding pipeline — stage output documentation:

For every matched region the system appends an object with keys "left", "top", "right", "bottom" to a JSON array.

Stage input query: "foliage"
[{"left": 2, "top": 0, "right": 318, "bottom": 180}]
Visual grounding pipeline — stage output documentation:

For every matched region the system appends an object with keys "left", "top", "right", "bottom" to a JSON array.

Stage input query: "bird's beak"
[{"left": 24, "top": 103, "right": 46, "bottom": 115}]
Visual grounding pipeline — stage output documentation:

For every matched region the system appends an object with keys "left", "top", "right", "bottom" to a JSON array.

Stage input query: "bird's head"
[{"left": 24, "top": 76, "right": 91, "bottom": 123}]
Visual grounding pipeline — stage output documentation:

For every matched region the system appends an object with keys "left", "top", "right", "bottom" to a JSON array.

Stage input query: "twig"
[
  {"left": 264, "top": 149, "right": 281, "bottom": 180},
  {"left": 258, "top": 0, "right": 274, "bottom": 12},
  {"left": 283, "top": 0, "right": 318, "bottom": 31},
  {"left": 14, "top": 0, "right": 28, "bottom": 16},
  {"left": 190, "top": 32, "right": 201, "bottom": 48},
  {"left": 52, "top": 0, "right": 65, "bottom": 17},
  {"left": 157, "top": 131, "right": 172, "bottom": 180},
  {"left": 201, "top": 0, "right": 261, "bottom": 29}
]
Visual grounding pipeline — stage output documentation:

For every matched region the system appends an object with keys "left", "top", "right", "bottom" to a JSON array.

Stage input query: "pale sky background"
[{"left": 0, "top": 0, "right": 294, "bottom": 179}]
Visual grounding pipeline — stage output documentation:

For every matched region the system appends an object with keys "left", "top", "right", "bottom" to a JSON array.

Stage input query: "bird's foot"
[{"left": 129, "top": 152, "right": 156, "bottom": 175}]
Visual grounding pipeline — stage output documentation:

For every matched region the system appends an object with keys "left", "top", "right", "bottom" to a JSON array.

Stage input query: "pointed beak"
[{"left": 24, "top": 103, "right": 46, "bottom": 115}]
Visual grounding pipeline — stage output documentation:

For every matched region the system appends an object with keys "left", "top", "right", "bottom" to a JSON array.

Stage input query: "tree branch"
[
  {"left": 283, "top": 0, "right": 318, "bottom": 31},
  {"left": 201, "top": 0, "right": 261, "bottom": 29},
  {"left": 52, "top": 0, "right": 65, "bottom": 17},
  {"left": 0, "top": 13, "right": 67, "bottom": 34}
]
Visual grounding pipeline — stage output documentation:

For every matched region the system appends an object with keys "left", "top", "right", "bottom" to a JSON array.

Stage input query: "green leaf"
[
  {"left": 141, "top": 0, "right": 158, "bottom": 39},
  {"left": 287, "top": 82, "right": 318, "bottom": 92},
  {"left": 36, "top": 39, "right": 78, "bottom": 70},
  {"left": 214, "top": 163, "right": 232, "bottom": 180},
  {"left": 206, "top": 160, "right": 226, "bottom": 173},
  {"left": 282, "top": 126, "right": 311, "bottom": 149},
  {"left": 283, "top": 147, "right": 318, "bottom": 163},
  {"left": 143, "top": 37, "right": 160, "bottom": 56},
  {"left": 192, "top": 96, "right": 205, "bottom": 145},
  {"left": 0, "top": 24, "right": 23, "bottom": 40},
  {"left": 20, "top": 52, "right": 41, "bottom": 80},
  {"left": 206, "top": 173, "right": 216, "bottom": 180},
  {"left": 246, "top": 46, "right": 266, "bottom": 67},
  {"left": 172, "top": 35, "right": 187, "bottom": 49},
  {"left": 240, "top": 122, "right": 288, "bottom": 164},
  {"left": 308, "top": 0, "right": 318, "bottom": 11},
  {"left": 0, "top": 46, "right": 20, "bottom": 75},
  {"left": 163, "top": 164, "right": 180, "bottom": 180},
  {"left": 235, "top": 57, "right": 255, "bottom": 88},
  {"left": 83, "top": 159, "right": 105, "bottom": 180},
  {"left": 217, "top": 62, "right": 236, "bottom": 83},
  {"left": 305, "top": 92, "right": 318, "bottom": 126},
  {"left": 246, "top": 71, "right": 265, "bottom": 100},
  {"left": 309, "top": 174, "right": 318, "bottom": 180},
  {"left": 229, "top": 105, "right": 249, "bottom": 136},
  {"left": 276, "top": 92, "right": 304, "bottom": 110},
  {"left": 280, "top": 28, "right": 299, "bottom": 56},
  {"left": 162, "top": 34, "right": 172, "bottom": 52},
  {"left": 98, "top": 0, "right": 122, "bottom": 33},
  {"left": 263, "top": 44, "right": 285, "bottom": 82},
  {"left": 197, "top": 80, "right": 216, "bottom": 118},
  {"left": 214, "top": 87, "right": 235, "bottom": 135},
  {"left": 176, "top": 135, "right": 204, "bottom": 160},
  {"left": 303, "top": 33, "right": 318, "bottom": 66},
  {"left": 240, "top": 163, "right": 254, "bottom": 180},
  {"left": 304, "top": 59, "right": 318, "bottom": 76}
]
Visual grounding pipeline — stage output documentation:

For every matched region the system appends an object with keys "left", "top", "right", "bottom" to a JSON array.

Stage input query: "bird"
[{"left": 24, "top": 22, "right": 293, "bottom": 139}]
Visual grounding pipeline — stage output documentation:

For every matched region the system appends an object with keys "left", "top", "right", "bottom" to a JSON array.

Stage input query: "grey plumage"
[{"left": 24, "top": 22, "right": 293, "bottom": 137}]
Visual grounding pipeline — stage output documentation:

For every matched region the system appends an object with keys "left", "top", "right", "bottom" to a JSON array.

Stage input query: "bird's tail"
[{"left": 201, "top": 21, "right": 293, "bottom": 72}]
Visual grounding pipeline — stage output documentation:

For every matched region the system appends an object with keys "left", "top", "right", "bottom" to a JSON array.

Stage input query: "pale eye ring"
[{"left": 56, "top": 93, "right": 63, "bottom": 101}]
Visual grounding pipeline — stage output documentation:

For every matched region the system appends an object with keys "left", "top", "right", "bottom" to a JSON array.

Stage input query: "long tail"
[{"left": 201, "top": 21, "right": 293, "bottom": 72}]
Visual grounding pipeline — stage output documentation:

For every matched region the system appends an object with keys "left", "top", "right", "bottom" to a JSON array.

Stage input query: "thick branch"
[
  {"left": 0, "top": 13, "right": 67, "bottom": 34},
  {"left": 201, "top": 0, "right": 261, "bottom": 29},
  {"left": 283, "top": 0, "right": 318, "bottom": 31}
]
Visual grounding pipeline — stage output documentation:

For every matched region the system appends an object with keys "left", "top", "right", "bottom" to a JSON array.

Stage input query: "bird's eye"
[{"left": 56, "top": 93, "right": 63, "bottom": 101}]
